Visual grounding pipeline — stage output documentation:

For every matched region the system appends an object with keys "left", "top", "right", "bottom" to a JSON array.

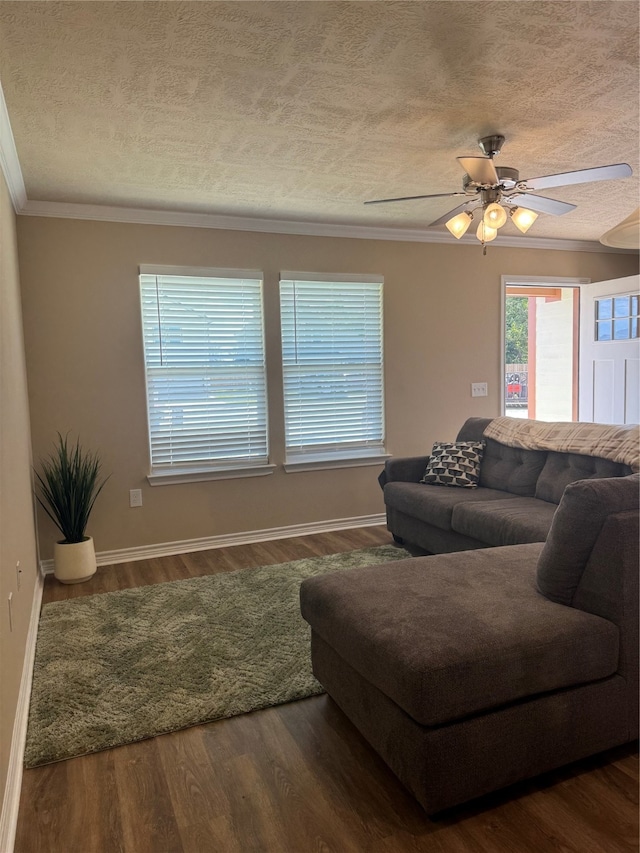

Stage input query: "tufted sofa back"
[
  {"left": 535, "top": 451, "right": 632, "bottom": 502},
  {"left": 456, "top": 417, "right": 633, "bottom": 503}
]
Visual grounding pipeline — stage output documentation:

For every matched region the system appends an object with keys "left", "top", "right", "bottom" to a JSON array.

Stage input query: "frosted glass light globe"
[
  {"left": 476, "top": 221, "right": 498, "bottom": 242},
  {"left": 510, "top": 207, "right": 538, "bottom": 234},
  {"left": 483, "top": 203, "right": 507, "bottom": 229},
  {"left": 445, "top": 211, "right": 473, "bottom": 239}
]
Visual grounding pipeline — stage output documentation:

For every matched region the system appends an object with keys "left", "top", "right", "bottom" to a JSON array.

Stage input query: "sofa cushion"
[
  {"left": 536, "top": 474, "right": 640, "bottom": 606},
  {"left": 300, "top": 545, "right": 620, "bottom": 727},
  {"left": 421, "top": 441, "right": 485, "bottom": 488},
  {"left": 479, "top": 438, "right": 547, "bottom": 496},
  {"left": 384, "top": 481, "right": 518, "bottom": 531},
  {"left": 452, "top": 497, "right": 557, "bottom": 546},
  {"left": 535, "top": 451, "right": 632, "bottom": 504}
]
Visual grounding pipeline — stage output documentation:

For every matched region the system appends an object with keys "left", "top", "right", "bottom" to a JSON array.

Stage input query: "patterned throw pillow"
[{"left": 421, "top": 441, "right": 485, "bottom": 488}]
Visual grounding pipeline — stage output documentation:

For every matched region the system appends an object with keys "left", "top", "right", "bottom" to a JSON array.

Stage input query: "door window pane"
[
  {"left": 597, "top": 299, "right": 612, "bottom": 320},
  {"left": 597, "top": 320, "right": 613, "bottom": 341},
  {"left": 614, "top": 296, "right": 630, "bottom": 318},
  {"left": 614, "top": 318, "right": 630, "bottom": 340}
]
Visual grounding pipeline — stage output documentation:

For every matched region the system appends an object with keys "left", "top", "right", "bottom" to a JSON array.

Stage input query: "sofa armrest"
[
  {"left": 456, "top": 417, "right": 494, "bottom": 442},
  {"left": 379, "top": 456, "right": 430, "bottom": 489}
]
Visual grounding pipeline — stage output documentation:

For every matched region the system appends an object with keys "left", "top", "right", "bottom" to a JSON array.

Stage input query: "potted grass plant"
[{"left": 35, "top": 433, "right": 109, "bottom": 584}]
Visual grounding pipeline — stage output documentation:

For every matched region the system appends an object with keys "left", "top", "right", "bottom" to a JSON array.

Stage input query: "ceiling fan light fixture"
[
  {"left": 483, "top": 202, "right": 508, "bottom": 229},
  {"left": 476, "top": 221, "right": 497, "bottom": 243},
  {"left": 363, "top": 135, "right": 633, "bottom": 253},
  {"left": 445, "top": 210, "right": 473, "bottom": 239},
  {"left": 510, "top": 206, "right": 538, "bottom": 234}
]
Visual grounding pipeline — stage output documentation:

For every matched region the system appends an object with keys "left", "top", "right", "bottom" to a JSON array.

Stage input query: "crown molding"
[
  {"left": 18, "top": 199, "right": 637, "bottom": 254},
  {"left": 0, "top": 80, "right": 27, "bottom": 212}
]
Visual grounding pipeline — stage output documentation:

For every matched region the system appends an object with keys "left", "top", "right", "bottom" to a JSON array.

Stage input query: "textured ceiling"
[{"left": 0, "top": 1, "right": 638, "bottom": 242}]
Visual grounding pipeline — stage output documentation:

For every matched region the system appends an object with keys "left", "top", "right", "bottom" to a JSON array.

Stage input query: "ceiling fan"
[{"left": 365, "top": 135, "right": 633, "bottom": 251}]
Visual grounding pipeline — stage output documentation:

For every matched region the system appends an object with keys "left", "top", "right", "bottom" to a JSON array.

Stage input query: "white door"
[{"left": 579, "top": 275, "right": 640, "bottom": 424}]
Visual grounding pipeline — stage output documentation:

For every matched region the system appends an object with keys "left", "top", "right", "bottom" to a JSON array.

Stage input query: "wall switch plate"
[
  {"left": 471, "top": 382, "right": 488, "bottom": 397},
  {"left": 129, "top": 489, "right": 143, "bottom": 507}
]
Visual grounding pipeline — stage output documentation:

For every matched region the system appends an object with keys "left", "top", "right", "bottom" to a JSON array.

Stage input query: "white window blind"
[
  {"left": 139, "top": 269, "right": 269, "bottom": 476},
  {"left": 279, "top": 273, "right": 385, "bottom": 464}
]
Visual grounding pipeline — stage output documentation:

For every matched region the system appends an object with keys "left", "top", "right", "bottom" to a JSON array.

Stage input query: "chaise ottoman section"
[
  {"left": 302, "top": 469, "right": 638, "bottom": 813},
  {"left": 300, "top": 546, "right": 619, "bottom": 727},
  {"left": 310, "top": 630, "right": 628, "bottom": 814}
]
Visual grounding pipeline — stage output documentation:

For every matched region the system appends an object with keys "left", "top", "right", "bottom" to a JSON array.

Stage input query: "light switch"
[{"left": 471, "top": 382, "right": 488, "bottom": 397}]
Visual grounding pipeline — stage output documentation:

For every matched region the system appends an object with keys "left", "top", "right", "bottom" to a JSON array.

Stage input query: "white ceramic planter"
[{"left": 53, "top": 536, "right": 97, "bottom": 584}]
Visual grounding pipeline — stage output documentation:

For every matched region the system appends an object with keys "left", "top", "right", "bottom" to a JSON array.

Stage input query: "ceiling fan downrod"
[{"left": 478, "top": 135, "right": 505, "bottom": 159}]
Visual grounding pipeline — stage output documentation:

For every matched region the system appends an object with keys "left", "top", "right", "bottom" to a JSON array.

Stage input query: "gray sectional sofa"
[
  {"left": 300, "top": 418, "right": 640, "bottom": 813},
  {"left": 381, "top": 416, "right": 634, "bottom": 553}
]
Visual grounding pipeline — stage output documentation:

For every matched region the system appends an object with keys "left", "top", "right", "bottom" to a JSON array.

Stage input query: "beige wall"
[
  {"left": 0, "top": 176, "right": 39, "bottom": 812},
  {"left": 16, "top": 216, "right": 638, "bottom": 559}
]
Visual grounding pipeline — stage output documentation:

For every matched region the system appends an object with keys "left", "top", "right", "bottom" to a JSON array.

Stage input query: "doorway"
[{"left": 503, "top": 277, "right": 583, "bottom": 421}]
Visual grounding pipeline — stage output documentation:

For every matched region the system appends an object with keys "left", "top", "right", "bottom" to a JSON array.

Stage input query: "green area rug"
[{"left": 25, "top": 544, "right": 407, "bottom": 767}]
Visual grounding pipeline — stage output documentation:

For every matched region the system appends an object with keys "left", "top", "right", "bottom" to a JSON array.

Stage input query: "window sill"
[
  {"left": 147, "top": 464, "right": 276, "bottom": 486},
  {"left": 283, "top": 453, "right": 390, "bottom": 473}
]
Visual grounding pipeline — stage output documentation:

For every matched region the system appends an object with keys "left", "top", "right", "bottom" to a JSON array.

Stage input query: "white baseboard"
[
  {"left": 0, "top": 570, "right": 44, "bottom": 853},
  {"left": 40, "top": 512, "right": 387, "bottom": 574}
]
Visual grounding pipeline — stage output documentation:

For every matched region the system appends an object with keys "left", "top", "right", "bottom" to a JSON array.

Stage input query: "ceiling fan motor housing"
[
  {"left": 495, "top": 166, "right": 519, "bottom": 187},
  {"left": 463, "top": 166, "right": 520, "bottom": 192}
]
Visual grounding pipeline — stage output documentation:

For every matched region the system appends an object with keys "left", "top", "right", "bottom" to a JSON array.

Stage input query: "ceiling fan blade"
[
  {"left": 364, "top": 192, "right": 462, "bottom": 205},
  {"left": 429, "top": 202, "right": 474, "bottom": 227},
  {"left": 523, "top": 163, "right": 632, "bottom": 191},
  {"left": 457, "top": 156, "right": 498, "bottom": 185},
  {"left": 510, "top": 193, "right": 577, "bottom": 216}
]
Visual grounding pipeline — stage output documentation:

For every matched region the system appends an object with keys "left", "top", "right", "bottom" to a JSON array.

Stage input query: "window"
[
  {"left": 595, "top": 294, "right": 639, "bottom": 341},
  {"left": 279, "top": 272, "right": 386, "bottom": 470},
  {"left": 139, "top": 266, "right": 272, "bottom": 484}
]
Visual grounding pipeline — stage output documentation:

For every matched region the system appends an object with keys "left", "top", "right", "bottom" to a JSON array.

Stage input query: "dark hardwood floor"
[{"left": 15, "top": 526, "right": 639, "bottom": 852}]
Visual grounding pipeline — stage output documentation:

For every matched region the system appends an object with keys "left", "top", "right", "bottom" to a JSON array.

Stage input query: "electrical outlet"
[
  {"left": 471, "top": 382, "right": 488, "bottom": 397},
  {"left": 16, "top": 561, "right": 21, "bottom": 591},
  {"left": 129, "top": 489, "right": 143, "bottom": 508}
]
